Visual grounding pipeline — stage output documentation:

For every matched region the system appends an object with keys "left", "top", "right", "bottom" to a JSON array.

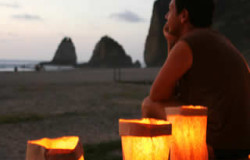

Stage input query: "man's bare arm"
[
  {"left": 149, "top": 40, "right": 193, "bottom": 101},
  {"left": 141, "top": 40, "right": 193, "bottom": 119}
]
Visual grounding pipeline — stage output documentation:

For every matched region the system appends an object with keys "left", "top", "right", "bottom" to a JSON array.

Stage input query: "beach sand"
[{"left": 0, "top": 68, "right": 159, "bottom": 160}]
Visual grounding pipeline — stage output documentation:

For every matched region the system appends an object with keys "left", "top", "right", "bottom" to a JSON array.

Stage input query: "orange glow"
[
  {"left": 182, "top": 105, "right": 207, "bottom": 110},
  {"left": 27, "top": 136, "right": 84, "bottom": 160},
  {"left": 28, "top": 136, "right": 79, "bottom": 150},
  {"left": 119, "top": 118, "right": 171, "bottom": 160},
  {"left": 167, "top": 106, "right": 208, "bottom": 160},
  {"left": 121, "top": 135, "right": 171, "bottom": 160},
  {"left": 119, "top": 118, "right": 171, "bottom": 125},
  {"left": 79, "top": 155, "right": 84, "bottom": 160}
]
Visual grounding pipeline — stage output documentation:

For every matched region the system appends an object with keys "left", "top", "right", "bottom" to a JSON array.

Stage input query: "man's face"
[{"left": 165, "top": 0, "right": 182, "bottom": 37}]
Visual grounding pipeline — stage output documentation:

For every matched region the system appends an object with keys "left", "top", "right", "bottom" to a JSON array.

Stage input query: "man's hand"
[
  {"left": 141, "top": 96, "right": 167, "bottom": 120},
  {"left": 163, "top": 23, "right": 178, "bottom": 51},
  {"left": 163, "top": 23, "right": 176, "bottom": 41},
  {"left": 141, "top": 96, "right": 186, "bottom": 120}
]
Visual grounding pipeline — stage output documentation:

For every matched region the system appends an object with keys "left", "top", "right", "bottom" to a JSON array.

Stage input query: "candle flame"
[{"left": 79, "top": 155, "right": 84, "bottom": 160}]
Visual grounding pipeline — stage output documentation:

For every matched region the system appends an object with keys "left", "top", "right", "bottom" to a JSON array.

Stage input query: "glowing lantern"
[
  {"left": 165, "top": 106, "right": 208, "bottom": 160},
  {"left": 26, "top": 136, "right": 84, "bottom": 160},
  {"left": 119, "top": 118, "right": 172, "bottom": 160}
]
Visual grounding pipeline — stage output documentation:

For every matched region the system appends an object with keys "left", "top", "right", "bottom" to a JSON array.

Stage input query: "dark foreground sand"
[{"left": 0, "top": 68, "right": 159, "bottom": 160}]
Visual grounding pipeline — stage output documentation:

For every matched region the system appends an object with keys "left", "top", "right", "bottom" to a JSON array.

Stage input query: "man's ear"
[{"left": 179, "top": 9, "right": 189, "bottom": 23}]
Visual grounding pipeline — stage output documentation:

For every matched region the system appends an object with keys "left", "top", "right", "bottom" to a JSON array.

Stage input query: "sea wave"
[{"left": 0, "top": 59, "right": 75, "bottom": 72}]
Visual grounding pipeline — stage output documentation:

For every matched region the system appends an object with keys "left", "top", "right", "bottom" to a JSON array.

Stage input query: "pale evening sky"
[{"left": 0, "top": 0, "right": 157, "bottom": 63}]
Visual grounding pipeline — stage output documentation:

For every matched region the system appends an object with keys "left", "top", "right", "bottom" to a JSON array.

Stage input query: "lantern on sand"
[
  {"left": 119, "top": 118, "right": 172, "bottom": 160},
  {"left": 165, "top": 105, "right": 208, "bottom": 160},
  {"left": 26, "top": 136, "right": 84, "bottom": 160}
]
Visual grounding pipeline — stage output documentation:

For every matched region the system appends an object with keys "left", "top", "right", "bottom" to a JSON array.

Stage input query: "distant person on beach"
[
  {"left": 141, "top": 0, "right": 250, "bottom": 159},
  {"left": 14, "top": 66, "right": 18, "bottom": 72},
  {"left": 35, "top": 64, "right": 43, "bottom": 72}
]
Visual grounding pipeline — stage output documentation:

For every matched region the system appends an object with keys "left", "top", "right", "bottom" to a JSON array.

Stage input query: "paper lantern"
[
  {"left": 165, "top": 106, "right": 208, "bottom": 160},
  {"left": 26, "top": 136, "right": 84, "bottom": 160},
  {"left": 119, "top": 118, "right": 172, "bottom": 160}
]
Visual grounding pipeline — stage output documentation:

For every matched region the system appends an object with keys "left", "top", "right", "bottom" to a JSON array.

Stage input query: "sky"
[{"left": 0, "top": 0, "right": 156, "bottom": 63}]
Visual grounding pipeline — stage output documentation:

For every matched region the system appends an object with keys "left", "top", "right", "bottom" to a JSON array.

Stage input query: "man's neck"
[
  {"left": 180, "top": 24, "right": 211, "bottom": 37},
  {"left": 180, "top": 24, "right": 195, "bottom": 37}
]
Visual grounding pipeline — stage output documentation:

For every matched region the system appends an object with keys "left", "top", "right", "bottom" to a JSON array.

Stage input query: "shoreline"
[{"left": 0, "top": 67, "right": 160, "bottom": 85}]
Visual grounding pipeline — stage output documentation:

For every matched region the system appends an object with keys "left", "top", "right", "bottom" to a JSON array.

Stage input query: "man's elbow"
[
  {"left": 149, "top": 90, "right": 169, "bottom": 102},
  {"left": 149, "top": 94, "right": 161, "bottom": 102}
]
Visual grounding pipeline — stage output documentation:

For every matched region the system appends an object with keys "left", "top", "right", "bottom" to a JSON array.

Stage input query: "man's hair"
[{"left": 175, "top": 0, "right": 215, "bottom": 27}]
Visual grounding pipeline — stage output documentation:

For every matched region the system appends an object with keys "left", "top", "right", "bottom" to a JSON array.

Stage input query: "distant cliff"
[
  {"left": 144, "top": 0, "right": 170, "bottom": 67},
  {"left": 41, "top": 37, "right": 77, "bottom": 66},
  {"left": 85, "top": 36, "right": 140, "bottom": 68},
  {"left": 144, "top": 0, "right": 250, "bottom": 67}
]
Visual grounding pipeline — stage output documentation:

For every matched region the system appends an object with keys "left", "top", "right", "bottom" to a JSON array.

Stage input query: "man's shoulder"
[
  {"left": 182, "top": 28, "right": 220, "bottom": 39},
  {"left": 180, "top": 28, "right": 229, "bottom": 49}
]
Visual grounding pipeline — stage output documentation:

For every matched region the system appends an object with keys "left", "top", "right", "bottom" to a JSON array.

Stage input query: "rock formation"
[
  {"left": 88, "top": 36, "right": 134, "bottom": 68},
  {"left": 144, "top": 0, "right": 170, "bottom": 67},
  {"left": 51, "top": 37, "right": 77, "bottom": 65},
  {"left": 144, "top": 0, "right": 250, "bottom": 67},
  {"left": 133, "top": 60, "right": 141, "bottom": 68}
]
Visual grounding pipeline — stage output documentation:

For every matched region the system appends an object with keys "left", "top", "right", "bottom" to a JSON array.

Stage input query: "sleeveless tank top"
[{"left": 178, "top": 29, "right": 250, "bottom": 149}]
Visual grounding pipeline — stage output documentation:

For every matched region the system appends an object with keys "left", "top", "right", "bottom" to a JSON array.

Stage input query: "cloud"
[
  {"left": 0, "top": 2, "right": 20, "bottom": 8},
  {"left": 110, "top": 10, "right": 144, "bottom": 23},
  {"left": 0, "top": 32, "right": 19, "bottom": 43},
  {"left": 12, "top": 14, "right": 42, "bottom": 21}
]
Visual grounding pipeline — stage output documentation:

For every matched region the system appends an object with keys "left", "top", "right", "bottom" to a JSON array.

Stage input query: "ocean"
[
  {"left": 0, "top": 59, "right": 146, "bottom": 72},
  {"left": 0, "top": 59, "right": 75, "bottom": 72}
]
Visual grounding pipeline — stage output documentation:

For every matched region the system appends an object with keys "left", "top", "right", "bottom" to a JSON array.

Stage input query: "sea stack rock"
[
  {"left": 88, "top": 36, "right": 133, "bottom": 68},
  {"left": 133, "top": 60, "right": 141, "bottom": 68},
  {"left": 144, "top": 0, "right": 170, "bottom": 67},
  {"left": 52, "top": 37, "right": 77, "bottom": 65}
]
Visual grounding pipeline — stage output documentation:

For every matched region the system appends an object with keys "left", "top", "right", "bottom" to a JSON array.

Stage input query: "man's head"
[
  {"left": 165, "top": 0, "right": 215, "bottom": 38},
  {"left": 175, "top": 0, "right": 215, "bottom": 27}
]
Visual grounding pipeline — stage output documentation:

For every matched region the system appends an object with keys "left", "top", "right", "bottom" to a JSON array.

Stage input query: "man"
[{"left": 141, "top": 0, "right": 250, "bottom": 159}]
